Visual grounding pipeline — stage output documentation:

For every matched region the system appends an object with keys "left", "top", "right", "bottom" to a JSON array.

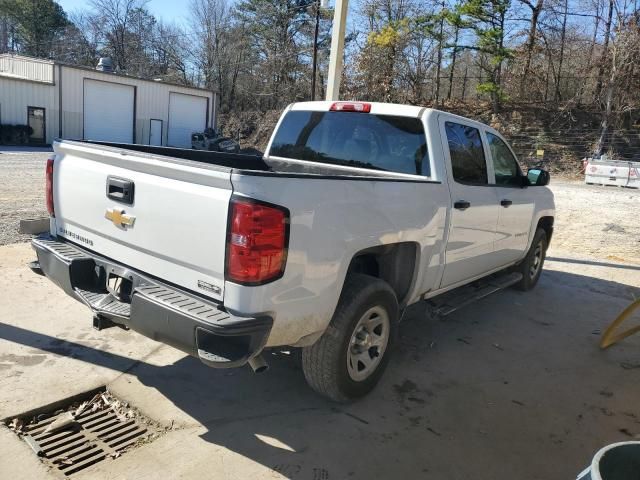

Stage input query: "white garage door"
[
  {"left": 168, "top": 93, "right": 208, "bottom": 148},
  {"left": 84, "top": 80, "right": 134, "bottom": 143}
]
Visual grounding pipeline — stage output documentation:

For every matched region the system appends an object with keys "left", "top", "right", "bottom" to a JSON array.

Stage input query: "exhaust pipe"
[{"left": 248, "top": 354, "right": 269, "bottom": 373}]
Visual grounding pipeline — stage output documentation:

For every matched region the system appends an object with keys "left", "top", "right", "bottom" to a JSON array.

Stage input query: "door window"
[
  {"left": 486, "top": 133, "right": 522, "bottom": 187},
  {"left": 27, "top": 107, "right": 45, "bottom": 144},
  {"left": 445, "top": 122, "right": 487, "bottom": 185}
]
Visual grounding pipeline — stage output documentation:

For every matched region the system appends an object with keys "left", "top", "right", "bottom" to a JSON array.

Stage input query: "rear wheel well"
[
  {"left": 536, "top": 216, "right": 554, "bottom": 246},
  {"left": 346, "top": 243, "right": 418, "bottom": 306}
]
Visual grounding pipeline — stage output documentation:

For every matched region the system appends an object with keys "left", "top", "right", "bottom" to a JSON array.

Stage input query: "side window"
[
  {"left": 445, "top": 121, "right": 487, "bottom": 185},
  {"left": 487, "top": 133, "right": 522, "bottom": 187}
]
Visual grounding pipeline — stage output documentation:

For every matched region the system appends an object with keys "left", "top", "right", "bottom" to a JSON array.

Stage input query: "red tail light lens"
[
  {"left": 330, "top": 102, "right": 371, "bottom": 113},
  {"left": 226, "top": 198, "right": 289, "bottom": 285},
  {"left": 46, "top": 156, "right": 55, "bottom": 217}
]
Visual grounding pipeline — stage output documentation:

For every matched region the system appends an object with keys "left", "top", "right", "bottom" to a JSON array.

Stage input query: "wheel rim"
[
  {"left": 529, "top": 241, "right": 543, "bottom": 279},
  {"left": 347, "top": 306, "right": 390, "bottom": 382}
]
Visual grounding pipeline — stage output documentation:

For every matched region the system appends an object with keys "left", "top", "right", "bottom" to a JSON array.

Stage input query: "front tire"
[
  {"left": 514, "top": 228, "right": 548, "bottom": 291},
  {"left": 302, "top": 274, "right": 398, "bottom": 402}
]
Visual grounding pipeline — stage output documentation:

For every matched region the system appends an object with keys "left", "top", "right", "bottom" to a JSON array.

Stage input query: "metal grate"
[{"left": 10, "top": 390, "right": 160, "bottom": 477}]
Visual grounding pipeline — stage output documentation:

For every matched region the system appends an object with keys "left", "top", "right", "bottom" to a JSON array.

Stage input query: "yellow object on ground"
[{"left": 600, "top": 298, "right": 640, "bottom": 349}]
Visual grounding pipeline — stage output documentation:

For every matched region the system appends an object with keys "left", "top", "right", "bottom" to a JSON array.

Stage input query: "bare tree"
[{"left": 89, "top": 0, "right": 149, "bottom": 72}]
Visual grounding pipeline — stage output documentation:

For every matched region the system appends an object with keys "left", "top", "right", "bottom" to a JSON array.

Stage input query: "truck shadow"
[{"left": 2, "top": 268, "right": 640, "bottom": 478}]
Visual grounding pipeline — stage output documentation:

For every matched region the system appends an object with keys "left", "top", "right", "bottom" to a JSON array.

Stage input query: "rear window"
[{"left": 269, "top": 110, "right": 430, "bottom": 176}]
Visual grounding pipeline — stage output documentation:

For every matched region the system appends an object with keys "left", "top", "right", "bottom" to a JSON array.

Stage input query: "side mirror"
[{"left": 527, "top": 168, "right": 550, "bottom": 186}]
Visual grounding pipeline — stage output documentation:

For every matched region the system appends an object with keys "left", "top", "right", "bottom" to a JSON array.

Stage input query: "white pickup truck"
[{"left": 32, "top": 101, "right": 555, "bottom": 401}]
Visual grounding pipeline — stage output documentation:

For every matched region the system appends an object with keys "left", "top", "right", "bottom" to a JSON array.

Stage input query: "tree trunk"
[
  {"left": 554, "top": 0, "right": 568, "bottom": 102},
  {"left": 579, "top": 11, "right": 601, "bottom": 103},
  {"left": 595, "top": 69, "right": 615, "bottom": 157},
  {"left": 595, "top": 43, "right": 618, "bottom": 157},
  {"left": 595, "top": 0, "right": 614, "bottom": 99},
  {"left": 0, "top": 17, "right": 8, "bottom": 53},
  {"left": 519, "top": 0, "right": 544, "bottom": 98},
  {"left": 434, "top": 4, "right": 445, "bottom": 106},
  {"left": 491, "top": 11, "right": 506, "bottom": 113},
  {"left": 447, "top": 25, "right": 459, "bottom": 100},
  {"left": 311, "top": 2, "right": 320, "bottom": 101},
  {"left": 461, "top": 66, "right": 468, "bottom": 100}
]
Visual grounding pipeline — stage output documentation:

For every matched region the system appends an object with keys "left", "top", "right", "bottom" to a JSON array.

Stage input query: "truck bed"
[
  {"left": 51, "top": 140, "right": 434, "bottom": 306},
  {"left": 84, "top": 141, "right": 427, "bottom": 181}
]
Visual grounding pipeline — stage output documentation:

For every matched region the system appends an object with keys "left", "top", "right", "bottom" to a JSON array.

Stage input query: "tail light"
[
  {"left": 330, "top": 102, "right": 371, "bottom": 113},
  {"left": 226, "top": 198, "right": 289, "bottom": 285},
  {"left": 46, "top": 156, "right": 55, "bottom": 217}
]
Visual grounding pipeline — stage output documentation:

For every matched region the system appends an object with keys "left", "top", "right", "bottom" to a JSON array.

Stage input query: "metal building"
[{"left": 0, "top": 54, "right": 216, "bottom": 147}]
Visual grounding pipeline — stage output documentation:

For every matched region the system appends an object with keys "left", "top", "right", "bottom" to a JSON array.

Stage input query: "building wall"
[
  {"left": 0, "top": 55, "right": 54, "bottom": 83},
  {"left": 0, "top": 74, "right": 59, "bottom": 144},
  {"left": 0, "top": 54, "right": 215, "bottom": 146},
  {"left": 59, "top": 66, "right": 214, "bottom": 145}
]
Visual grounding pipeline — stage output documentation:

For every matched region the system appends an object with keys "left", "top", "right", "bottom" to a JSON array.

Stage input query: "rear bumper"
[{"left": 31, "top": 235, "right": 272, "bottom": 368}]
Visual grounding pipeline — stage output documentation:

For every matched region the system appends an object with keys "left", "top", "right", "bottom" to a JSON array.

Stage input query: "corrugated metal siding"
[
  {"left": 0, "top": 56, "right": 214, "bottom": 145},
  {"left": 0, "top": 74, "right": 59, "bottom": 143},
  {"left": 60, "top": 66, "right": 214, "bottom": 145},
  {"left": 0, "top": 55, "right": 54, "bottom": 83}
]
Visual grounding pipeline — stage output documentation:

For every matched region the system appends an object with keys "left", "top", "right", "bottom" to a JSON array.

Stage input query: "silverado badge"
[{"left": 105, "top": 208, "right": 136, "bottom": 228}]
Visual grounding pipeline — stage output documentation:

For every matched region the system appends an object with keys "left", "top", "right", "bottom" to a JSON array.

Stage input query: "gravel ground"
[
  {"left": 0, "top": 152, "right": 48, "bottom": 246},
  {"left": 550, "top": 180, "right": 640, "bottom": 264},
  {"left": 1, "top": 152, "right": 639, "bottom": 263}
]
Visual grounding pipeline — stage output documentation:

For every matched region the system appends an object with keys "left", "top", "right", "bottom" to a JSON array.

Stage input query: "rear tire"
[
  {"left": 301, "top": 274, "right": 398, "bottom": 402},
  {"left": 513, "top": 228, "right": 548, "bottom": 291}
]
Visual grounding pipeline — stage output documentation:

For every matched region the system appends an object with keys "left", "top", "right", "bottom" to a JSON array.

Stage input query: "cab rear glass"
[{"left": 269, "top": 110, "right": 430, "bottom": 176}]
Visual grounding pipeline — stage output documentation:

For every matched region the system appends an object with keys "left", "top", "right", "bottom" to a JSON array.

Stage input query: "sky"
[{"left": 57, "top": 0, "right": 192, "bottom": 25}]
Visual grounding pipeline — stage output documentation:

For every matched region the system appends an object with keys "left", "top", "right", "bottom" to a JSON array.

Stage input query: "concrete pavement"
[{"left": 1, "top": 242, "right": 639, "bottom": 479}]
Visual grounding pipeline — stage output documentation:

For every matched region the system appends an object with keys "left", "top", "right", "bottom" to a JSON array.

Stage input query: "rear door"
[
  {"left": 439, "top": 117, "right": 501, "bottom": 288},
  {"left": 52, "top": 141, "right": 232, "bottom": 301},
  {"left": 27, "top": 107, "right": 46, "bottom": 144},
  {"left": 484, "top": 130, "right": 535, "bottom": 266},
  {"left": 149, "top": 119, "right": 163, "bottom": 146}
]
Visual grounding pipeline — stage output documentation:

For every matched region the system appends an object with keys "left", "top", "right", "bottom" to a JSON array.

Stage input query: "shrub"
[{"left": 0, "top": 124, "right": 34, "bottom": 145}]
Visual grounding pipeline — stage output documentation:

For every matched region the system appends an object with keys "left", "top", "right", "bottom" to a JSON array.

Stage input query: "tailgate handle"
[{"left": 107, "top": 176, "right": 134, "bottom": 205}]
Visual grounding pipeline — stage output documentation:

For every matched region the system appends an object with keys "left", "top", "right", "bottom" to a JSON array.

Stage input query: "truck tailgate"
[{"left": 52, "top": 141, "right": 231, "bottom": 302}]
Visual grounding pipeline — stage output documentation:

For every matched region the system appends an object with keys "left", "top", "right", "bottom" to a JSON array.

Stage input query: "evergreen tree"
[{"left": 0, "top": 0, "right": 69, "bottom": 57}]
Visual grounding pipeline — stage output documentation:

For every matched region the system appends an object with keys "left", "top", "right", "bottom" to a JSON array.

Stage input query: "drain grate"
[{"left": 7, "top": 389, "right": 162, "bottom": 477}]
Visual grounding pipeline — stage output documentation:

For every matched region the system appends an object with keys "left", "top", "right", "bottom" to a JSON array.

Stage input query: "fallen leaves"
[
  {"left": 53, "top": 456, "right": 74, "bottom": 466},
  {"left": 44, "top": 412, "right": 77, "bottom": 434},
  {"left": 8, "top": 417, "right": 24, "bottom": 434}
]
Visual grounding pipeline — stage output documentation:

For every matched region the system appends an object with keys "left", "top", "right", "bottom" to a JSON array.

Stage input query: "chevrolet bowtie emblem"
[{"left": 105, "top": 208, "right": 136, "bottom": 228}]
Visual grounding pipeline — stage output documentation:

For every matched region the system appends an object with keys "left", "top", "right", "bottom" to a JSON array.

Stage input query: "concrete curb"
[{"left": 19, "top": 218, "right": 49, "bottom": 235}]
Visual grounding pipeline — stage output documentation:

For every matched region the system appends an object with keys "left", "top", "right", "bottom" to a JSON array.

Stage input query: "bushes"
[{"left": 0, "top": 124, "right": 34, "bottom": 145}]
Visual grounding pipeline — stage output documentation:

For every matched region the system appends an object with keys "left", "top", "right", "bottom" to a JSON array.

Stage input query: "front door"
[
  {"left": 485, "top": 130, "right": 535, "bottom": 266},
  {"left": 439, "top": 117, "right": 501, "bottom": 289},
  {"left": 27, "top": 107, "right": 45, "bottom": 144},
  {"left": 150, "top": 119, "right": 163, "bottom": 146}
]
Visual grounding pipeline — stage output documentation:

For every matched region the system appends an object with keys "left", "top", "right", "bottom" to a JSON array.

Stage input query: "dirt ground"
[{"left": 0, "top": 151, "right": 639, "bottom": 479}]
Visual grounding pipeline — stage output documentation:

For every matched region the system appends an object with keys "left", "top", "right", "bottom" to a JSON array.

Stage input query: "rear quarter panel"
[{"left": 225, "top": 173, "right": 449, "bottom": 347}]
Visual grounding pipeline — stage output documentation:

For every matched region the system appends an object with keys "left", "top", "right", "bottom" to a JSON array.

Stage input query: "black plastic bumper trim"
[{"left": 31, "top": 235, "right": 272, "bottom": 368}]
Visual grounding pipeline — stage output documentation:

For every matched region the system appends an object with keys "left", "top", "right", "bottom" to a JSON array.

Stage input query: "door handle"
[
  {"left": 454, "top": 200, "right": 471, "bottom": 210},
  {"left": 106, "top": 176, "right": 135, "bottom": 205},
  {"left": 500, "top": 199, "right": 513, "bottom": 207}
]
